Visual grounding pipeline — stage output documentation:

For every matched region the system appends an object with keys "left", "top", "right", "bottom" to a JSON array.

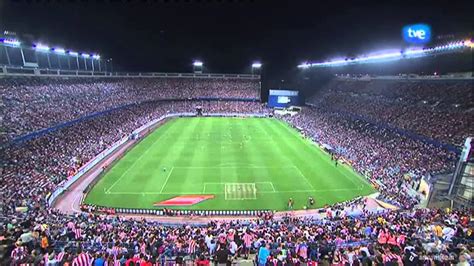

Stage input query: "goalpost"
[{"left": 224, "top": 183, "right": 257, "bottom": 200}]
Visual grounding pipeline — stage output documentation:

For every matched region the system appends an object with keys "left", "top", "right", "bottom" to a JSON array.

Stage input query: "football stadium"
[
  {"left": 1, "top": 1, "right": 473, "bottom": 265},
  {"left": 84, "top": 117, "right": 375, "bottom": 211}
]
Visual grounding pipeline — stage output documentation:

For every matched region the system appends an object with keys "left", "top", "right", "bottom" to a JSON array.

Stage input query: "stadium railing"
[{"left": 0, "top": 65, "right": 260, "bottom": 79}]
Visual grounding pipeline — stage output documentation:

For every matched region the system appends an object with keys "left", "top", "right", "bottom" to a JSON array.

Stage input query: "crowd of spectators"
[
  {"left": 306, "top": 79, "right": 473, "bottom": 146},
  {"left": 1, "top": 77, "right": 260, "bottom": 143},
  {"left": 0, "top": 76, "right": 472, "bottom": 265},
  {"left": 280, "top": 106, "right": 457, "bottom": 209},
  {"left": 1, "top": 100, "right": 266, "bottom": 218},
  {"left": 1, "top": 200, "right": 472, "bottom": 265}
]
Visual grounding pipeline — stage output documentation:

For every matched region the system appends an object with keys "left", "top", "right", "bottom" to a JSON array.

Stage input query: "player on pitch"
[
  {"left": 288, "top": 198, "right": 294, "bottom": 210},
  {"left": 308, "top": 196, "right": 315, "bottom": 207}
]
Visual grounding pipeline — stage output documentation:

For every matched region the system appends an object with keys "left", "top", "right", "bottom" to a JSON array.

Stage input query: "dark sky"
[{"left": 0, "top": 0, "right": 473, "bottom": 87}]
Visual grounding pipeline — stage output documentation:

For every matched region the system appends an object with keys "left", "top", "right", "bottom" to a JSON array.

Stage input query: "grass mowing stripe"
[
  {"left": 275, "top": 119, "right": 371, "bottom": 190},
  {"left": 106, "top": 127, "right": 167, "bottom": 193},
  {"left": 84, "top": 117, "right": 376, "bottom": 211},
  {"left": 104, "top": 120, "right": 177, "bottom": 193}
]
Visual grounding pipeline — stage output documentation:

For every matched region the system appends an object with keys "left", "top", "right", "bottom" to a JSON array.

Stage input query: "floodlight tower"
[
  {"left": 67, "top": 51, "right": 80, "bottom": 70},
  {"left": 80, "top": 53, "right": 90, "bottom": 70},
  {"left": 34, "top": 44, "right": 51, "bottom": 68},
  {"left": 52, "top": 48, "right": 65, "bottom": 69},
  {"left": 251, "top": 62, "right": 262, "bottom": 75},
  {"left": 0, "top": 38, "right": 21, "bottom": 66},
  {"left": 193, "top": 60, "right": 203, "bottom": 73}
]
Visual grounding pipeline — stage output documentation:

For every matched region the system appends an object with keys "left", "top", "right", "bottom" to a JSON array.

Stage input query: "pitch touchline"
[{"left": 106, "top": 134, "right": 165, "bottom": 193}]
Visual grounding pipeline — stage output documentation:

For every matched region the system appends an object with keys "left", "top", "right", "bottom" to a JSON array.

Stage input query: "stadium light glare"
[
  {"left": 404, "top": 48, "right": 425, "bottom": 56},
  {"left": 297, "top": 63, "right": 311, "bottom": 69},
  {"left": 300, "top": 39, "right": 471, "bottom": 68},
  {"left": 251, "top": 62, "right": 262, "bottom": 68},
  {"left": 67, "top": 51, "right": 79, "bottom": 56},
  {"left": 53, "top": 48, "right": 66, "bottom": 54},
  {"left": 193, "top": 61, "right": 203, "bottom": 67},
  {"left": 366, "top": 52, "right": 402, "bottom": 60},
  {"left": 465, "top": 39, "right": 474, "bottom": 48},
  {"left": 34, "top": 44, "right": 50, "bottom": 52},
  {"left": 92, "top": 54, "right": 101, "bottom": 59},
  {"left": 1, "top": 38, "right": 21, "bottom": 46},
  {"left": 81, "top": 53, "right": 90, "bottom": 58}
]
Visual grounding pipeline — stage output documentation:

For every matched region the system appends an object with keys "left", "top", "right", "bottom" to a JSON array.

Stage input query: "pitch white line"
[
  {"left": 159, "top": 167, "right": 174, "bottom": 193},
  {"left": 106, "top": 136, "right": 164, "bottom": 193},
  {"left": 254, "top": 181, "right": 276, "bottom": 192},
  {"left": 106, "top": 159, "right": 142, "bottom": 193},
  {"left": 291, "top": 165, "right": 316, "bottom": 190},
  {"left": 338, "top": 164, "right": 369, "bottom": 190},
  {"left": 270, "top": 182, "right": 276, "bottom": 192}
]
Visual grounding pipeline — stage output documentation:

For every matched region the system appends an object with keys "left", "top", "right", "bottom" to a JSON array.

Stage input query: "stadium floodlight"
[
  {"left": 404, "top": 48, "right": 425, "bottom": 56},
  {"left": 92, "top": 54, "right": 101, "bottom": 59},
  {"left": 1, "top": 38, "right": 21, "bottom": 46},
  {"left": 465, "top": 39, "right": 474, "bottom": 48},
  {"left": 53, "top": 48, "right": 66, "bottom": 54},
  {"left": 297, "top": 62, "right": 311, "bottom": 69},
  {"left": 299, "top": 39, "right": 471, "bottom": 68},
  {"left": 67, "top": 51, "right": 79, "bottom": 56},
  {"left": 81, "top": 53, "right": 90, "bottom": 58},
  {"left": 251, "top": 62, "right": 262, "bottom": 68},
  {"left": 193, "top": 61, "right": 203, "bottom": 67},
  {"left": 34, "top": 43, "right": 50, "bottom": 52}
]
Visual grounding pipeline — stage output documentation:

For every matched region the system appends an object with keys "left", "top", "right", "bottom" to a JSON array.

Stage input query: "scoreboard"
[{"left": 267, "top": 89, "right": 301, "bottom": 108}]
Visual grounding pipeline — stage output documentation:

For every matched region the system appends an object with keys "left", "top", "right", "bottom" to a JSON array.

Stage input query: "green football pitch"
[{"left": 84, "top": 117, "right": 376, "bottom": 211}]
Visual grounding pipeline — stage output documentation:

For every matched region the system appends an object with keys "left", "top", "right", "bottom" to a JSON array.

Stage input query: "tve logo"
[{"left": 402, "top": 24, "right": 431, "bottom": 44}]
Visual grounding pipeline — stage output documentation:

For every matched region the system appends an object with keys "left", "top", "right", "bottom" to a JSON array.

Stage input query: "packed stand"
[
  {"left": 280, "top": 107, "right": 457, "bottom": 209},
  {"left": 306, "top": 79, "right": 473, "bottom": 146},
  {"left": 1, "top": 201, "right": 472, "bottom": 265},
  {"left": 0, "top": 77, "right": 260, "bottom": 143},
  {"left": 0, "top": 100, "right": 266, "bottom": 218}
]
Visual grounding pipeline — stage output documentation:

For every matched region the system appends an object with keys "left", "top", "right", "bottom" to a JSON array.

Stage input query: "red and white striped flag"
[
  {"left": 11, "top": 246, "right": 27, "bottom": 262},
  {"left": 56, "top": 251, "right": 65, "bottom": 263},
  {"left": 72, "top": 252, "right": 92, "bottom": 266},
  {"left": 113, "top": 259, "right": 121, "bottom": 266},
  {"left": 74, "top": 228, "right": 82, "bottom": 240},
  {"left": 188, "top": 239, "right": 197, "bottom": 254},
  {"left": 43, "top": 253, "right": 50, "bottom": 265},
  {"left": 111, "top": 246, "right": 121, "bottom": 256}
]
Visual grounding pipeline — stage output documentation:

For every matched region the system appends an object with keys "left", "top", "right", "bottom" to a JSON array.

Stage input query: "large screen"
[{"left": 267, "top": 89, "right": 300, "bottom": 108}]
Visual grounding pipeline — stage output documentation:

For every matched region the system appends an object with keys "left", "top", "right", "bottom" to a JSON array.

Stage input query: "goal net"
[{"left": 224, "top": 183, "right": 257, "bottom": 200}]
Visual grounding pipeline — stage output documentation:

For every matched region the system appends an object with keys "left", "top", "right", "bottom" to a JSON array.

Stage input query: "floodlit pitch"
[{"left": 84, "top": 117, "right": 375, "bottom": 211}]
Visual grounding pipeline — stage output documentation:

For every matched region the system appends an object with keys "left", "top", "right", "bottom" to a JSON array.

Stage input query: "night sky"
[{"left": 0, "top": 0, "right": 473, "bottom": 88}]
